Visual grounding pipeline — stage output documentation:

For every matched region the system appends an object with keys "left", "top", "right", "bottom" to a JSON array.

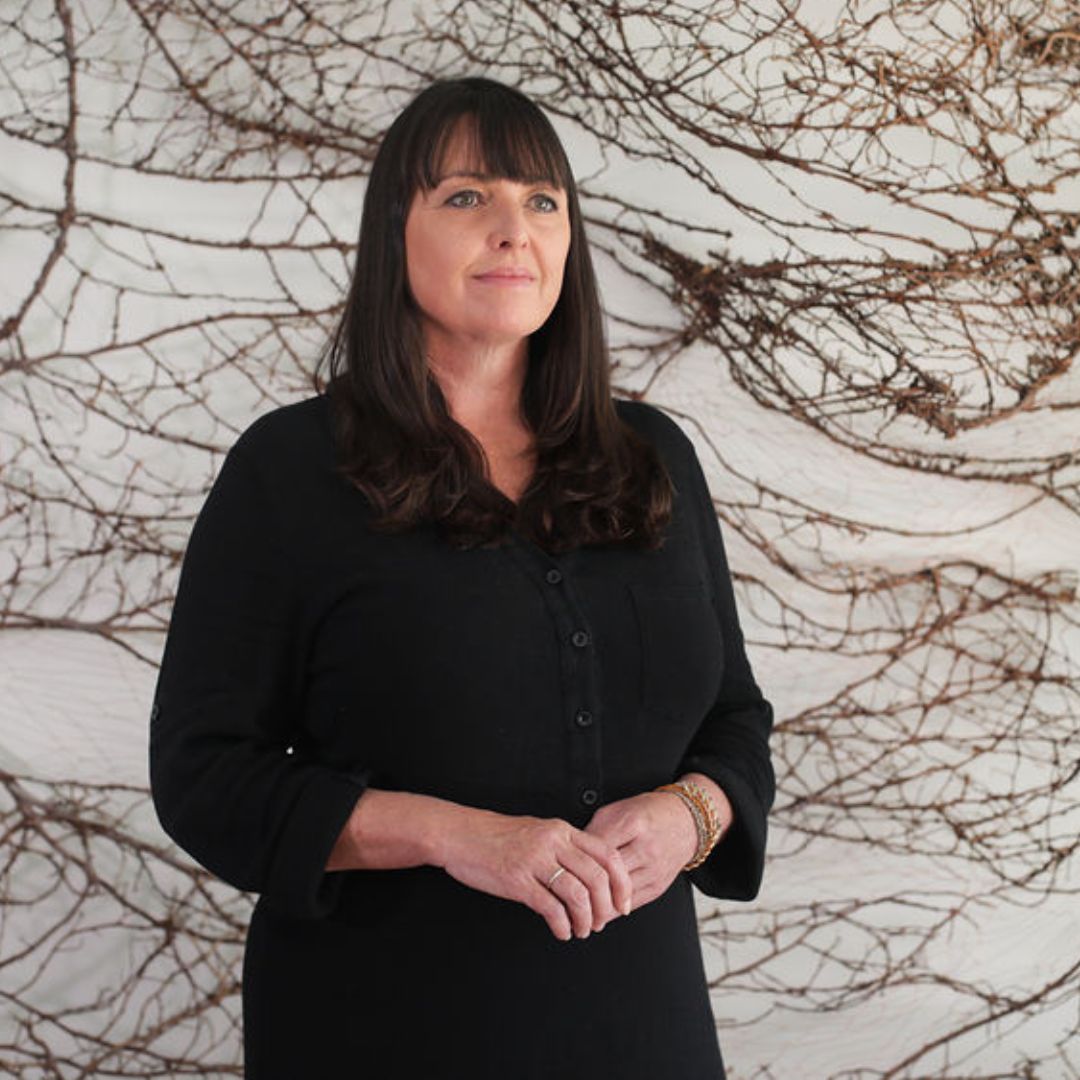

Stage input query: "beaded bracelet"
[{"left": 655, "top": 780, "right": 723, "bottom": 870}]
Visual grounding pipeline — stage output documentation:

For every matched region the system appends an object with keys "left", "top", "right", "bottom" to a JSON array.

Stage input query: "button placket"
[{"left": 504, "top": 537, "right": 604, "bottom": 816}]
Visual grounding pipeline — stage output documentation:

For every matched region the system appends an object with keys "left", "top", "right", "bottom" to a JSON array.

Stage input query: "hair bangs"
[{"left": 413, "top": 95, "right": 572, "bottom": 194}]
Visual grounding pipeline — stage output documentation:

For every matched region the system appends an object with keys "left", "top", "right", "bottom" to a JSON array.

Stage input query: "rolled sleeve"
[{"left": 149, "top": 444, "right": 369, "bottom": 920}]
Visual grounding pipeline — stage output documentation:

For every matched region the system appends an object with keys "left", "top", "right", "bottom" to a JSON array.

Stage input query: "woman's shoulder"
[
  {"left": 613, "top": 396, "right": 698, "bottom": 463},
  {"left": 230, "top": 392, "right": 334, "bottom": 468}
]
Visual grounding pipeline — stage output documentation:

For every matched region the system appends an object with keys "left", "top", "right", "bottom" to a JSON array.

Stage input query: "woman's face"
[{"left": 403, "top": 126, "right": 572, "bottom": 356}]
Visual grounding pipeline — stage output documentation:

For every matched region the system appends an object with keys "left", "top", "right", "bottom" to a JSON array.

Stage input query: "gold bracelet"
[
  {"left": 655, "top": 780, "right": 722, "bottom": 870},
  {"left": 679, "top": 781, "right": 722, "bottom": 869},
  {"left": 680, "top": 782, "right": 722, "bottom": 869},
  {"left": 657, "top": 784, "right": 708, "bottom": 862}
]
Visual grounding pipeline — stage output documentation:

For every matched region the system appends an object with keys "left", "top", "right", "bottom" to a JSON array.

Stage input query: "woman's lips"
[{"left": 473, "top": 270, "right": 535, "bottom": 285}]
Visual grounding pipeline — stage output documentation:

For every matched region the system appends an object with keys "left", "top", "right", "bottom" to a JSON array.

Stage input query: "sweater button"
[
  {"left": 574, "top": 708, "right": 593, "bottom": 728},
  {"left": 571, "top": 629, "right": 590, "bottom": 648},
  {"left": 545, "top": 568, "right": 563, "bottom": 584},
  {"left": 581, "top": 788, "right": 599, "bottom": 807}
]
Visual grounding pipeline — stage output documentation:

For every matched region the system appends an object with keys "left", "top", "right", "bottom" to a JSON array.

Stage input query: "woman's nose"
[{"left": 489, "top": 205, "right": 528, "bottom": 249}]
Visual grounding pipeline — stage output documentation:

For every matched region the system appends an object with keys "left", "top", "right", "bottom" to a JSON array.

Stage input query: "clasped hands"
[{"left": 440, "top": 776, "right": 730, "bottom": 943}]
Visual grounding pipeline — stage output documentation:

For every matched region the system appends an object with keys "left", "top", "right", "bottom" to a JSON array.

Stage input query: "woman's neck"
[{"left": 426, "top": 338, "right": 530, "bottom": 435}]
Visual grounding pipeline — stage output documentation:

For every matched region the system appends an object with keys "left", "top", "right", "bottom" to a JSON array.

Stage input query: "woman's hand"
[
  {"left": 435, "top": 808, "right": 633, "bottom": 942},
  {"left": 582, "top": 791, "right": 701, "bottom": 913}
]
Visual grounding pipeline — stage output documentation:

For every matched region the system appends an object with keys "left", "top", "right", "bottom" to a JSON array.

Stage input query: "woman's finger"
[
  {"left": 545, "top": 844, "right": 609, "bottom": 936},
  {"left": 571, "top": 828, "right": 633, "bottom": 921},
  {"left": 527, "top": 877, "right": 574, "bottom": 941}
]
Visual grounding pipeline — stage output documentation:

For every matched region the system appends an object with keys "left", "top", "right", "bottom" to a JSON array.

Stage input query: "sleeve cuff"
[
  {"left": 262, "top": 766, "right": 372, "bottom": 920},
  {"left": 680, "top": 754, "right": 768, "bottom": 901}
]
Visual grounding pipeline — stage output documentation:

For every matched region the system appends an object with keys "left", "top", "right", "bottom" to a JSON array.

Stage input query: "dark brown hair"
[{"left": 319, "top": 76, "right": 672, "bottom": 553}]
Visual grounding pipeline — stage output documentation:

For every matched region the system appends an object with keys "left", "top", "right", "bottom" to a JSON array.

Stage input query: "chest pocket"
[{"left": 629, "top": 580, "right": 725, "bottom": 724}]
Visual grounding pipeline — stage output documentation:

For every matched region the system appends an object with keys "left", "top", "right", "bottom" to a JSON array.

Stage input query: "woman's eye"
[
  {"left": 531, "top": 193, "right": 559, "bottom": 212},
  {"left": 446, "top": 190, "right": 482, "bottom": 208}
]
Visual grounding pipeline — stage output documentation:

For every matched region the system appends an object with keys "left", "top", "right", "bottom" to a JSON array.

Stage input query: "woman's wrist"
[
  {"left": 654, "top": 772, "right": 734, "bottom": 870},
  {"left": 327, "top": 788, "right": 473, "bottom": 872},
  {"left": 424, "top": 801, "right": 504, "bottom": 870},
  {"left": 677, "top": 772, "right": 734, "bottom": 835},
  {"left": 658, "top": 790, "right": 702, "bottom": 866}
]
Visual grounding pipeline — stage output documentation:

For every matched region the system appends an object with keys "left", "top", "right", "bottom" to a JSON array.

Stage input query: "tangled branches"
[
  {"left": 1, "top": 1, "right": 1077, "bottom": 1077},
  {"left": 0, "top": 768, "right": 247, "bottom": 1076}
]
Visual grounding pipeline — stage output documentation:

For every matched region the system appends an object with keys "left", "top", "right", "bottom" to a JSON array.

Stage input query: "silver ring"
[{"left": 546, "top": 866, "right": 566, "bottom": 889}]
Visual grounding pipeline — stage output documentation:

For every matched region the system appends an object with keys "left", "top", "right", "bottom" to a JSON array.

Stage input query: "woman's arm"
[
  {"left": 675, "top": 436, "right": 776, "bottom": 900},
  {"left": 150, "top": 441, "right": 370, "bottom": 921},
  {"left": 326, "top": 788, "right": 466, "bottom": 871}
]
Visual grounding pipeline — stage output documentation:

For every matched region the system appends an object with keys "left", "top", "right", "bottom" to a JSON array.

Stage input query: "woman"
[{"left": 150, "top": 76, "right": 775, "bottom": 1079}]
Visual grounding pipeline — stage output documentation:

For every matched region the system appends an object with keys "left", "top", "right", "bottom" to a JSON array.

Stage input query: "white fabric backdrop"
[{"left": 2, "top": 2, "right": 1077, "bottom": 1076}]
